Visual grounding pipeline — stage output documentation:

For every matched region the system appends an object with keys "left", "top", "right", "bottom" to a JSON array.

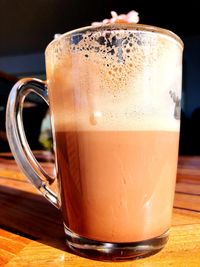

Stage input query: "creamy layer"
[{"left": 46, "top": 28, "right": 182, "bottom": 132}]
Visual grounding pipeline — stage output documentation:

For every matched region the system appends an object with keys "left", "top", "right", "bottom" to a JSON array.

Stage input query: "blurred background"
[{"left": 0, "top": 0, "right": 199, "bottom": 154}]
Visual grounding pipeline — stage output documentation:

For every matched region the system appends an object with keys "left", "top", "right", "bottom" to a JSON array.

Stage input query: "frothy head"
[{"left": 46, "top": 24, "right": 183, "bottom": 132}]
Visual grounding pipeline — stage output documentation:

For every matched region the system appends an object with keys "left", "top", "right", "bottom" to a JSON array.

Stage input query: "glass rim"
[{"left": 46, "top": 23, "right": 183, "bottom": 54}]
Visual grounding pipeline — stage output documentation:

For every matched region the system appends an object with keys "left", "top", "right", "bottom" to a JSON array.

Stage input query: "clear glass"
[{"left": 6, "top": 24, "right": 183, "bottom": 261}]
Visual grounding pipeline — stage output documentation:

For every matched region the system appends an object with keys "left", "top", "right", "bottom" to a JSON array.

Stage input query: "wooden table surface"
[{"left": 0, "top": 152, "right": 200, "bottom": 266}]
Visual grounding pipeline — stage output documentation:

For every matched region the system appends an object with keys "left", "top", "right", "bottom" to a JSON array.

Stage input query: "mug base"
[{"left": 64, "top": 225, "right": 169, "bottom": 262}]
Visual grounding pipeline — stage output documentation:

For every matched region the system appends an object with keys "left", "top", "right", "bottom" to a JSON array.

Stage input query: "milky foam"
[{"left": 46, "top": 27, "right": 183, "bottom": 132}]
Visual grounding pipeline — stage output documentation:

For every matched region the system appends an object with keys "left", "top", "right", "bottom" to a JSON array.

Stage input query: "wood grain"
[
  {"left": 3, "top": 225, "right": 200, "bottom": 267},
  {"left": 0, "top": 154, "right": 199, "bottom": 266},
  {"left": 0, "top": 229, "right": 30, "bottom": 266}
]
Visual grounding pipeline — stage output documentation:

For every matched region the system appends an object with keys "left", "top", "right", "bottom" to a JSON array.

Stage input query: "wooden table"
[{"left": 0, "top": 152, "right": 200, "bottom": 266}]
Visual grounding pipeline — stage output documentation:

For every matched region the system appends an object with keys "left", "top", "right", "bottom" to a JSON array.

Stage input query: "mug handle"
[{"left": 6, "top": 77, "right": 60, "bottom": 208}]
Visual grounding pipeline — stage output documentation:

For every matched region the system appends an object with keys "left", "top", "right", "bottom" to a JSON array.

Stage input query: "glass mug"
[{"left": 6, "top": 24, "right": 183, "bottom": 261}]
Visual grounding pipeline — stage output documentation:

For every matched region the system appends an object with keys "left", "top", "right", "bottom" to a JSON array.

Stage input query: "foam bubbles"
[{"left": 46, "top": 28, "right": 182, "bottom": 132}]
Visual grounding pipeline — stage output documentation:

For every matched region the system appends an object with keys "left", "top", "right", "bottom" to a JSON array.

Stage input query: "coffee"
[
  {"left": 6, "top": 22, "right": 183, "bottom": 259},
  {"left": 45, "top": 28, "right": 182, "bottom": 242},
  {"left": 55, "top": 130, "right": 178, "bottom": 242}
]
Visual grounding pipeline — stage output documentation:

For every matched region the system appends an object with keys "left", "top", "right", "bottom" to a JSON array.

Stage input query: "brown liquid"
[
  {"left": 46, "top": 29, "right": 182, "bottom": 243},
  {"left": 55, "top": 130, "right": 179, "bottom": 242}
]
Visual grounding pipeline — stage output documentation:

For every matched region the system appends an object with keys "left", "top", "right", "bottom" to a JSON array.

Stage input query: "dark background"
[
  {"left": 0, "top": 0, "right": 199, "bottom": 56},
  {"left": 0, "top": 0, "right": 200, "bottom": 56},
  {"left": 0, "top": 0, "right": 200, "bottom": 153}
]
